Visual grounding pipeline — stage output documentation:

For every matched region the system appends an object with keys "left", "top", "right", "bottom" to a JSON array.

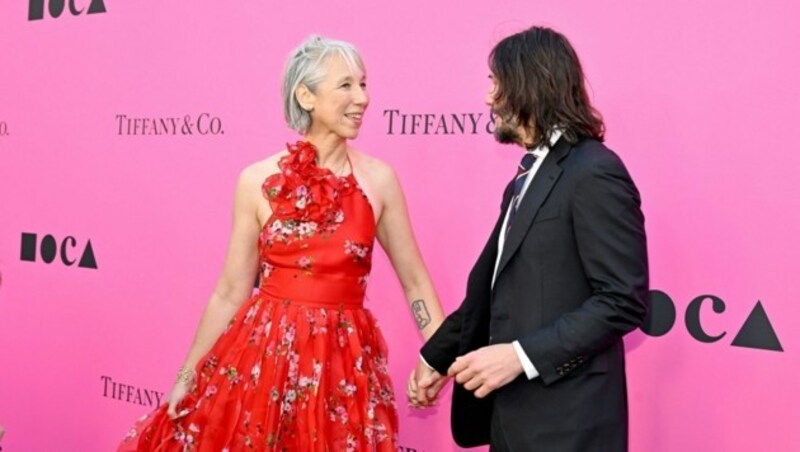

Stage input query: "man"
[{"left": 410, "top": 26, "right": 649, "bottom": 451}]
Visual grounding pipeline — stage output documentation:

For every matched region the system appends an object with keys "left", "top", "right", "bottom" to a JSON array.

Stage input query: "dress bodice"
[{"left": 257, "top": 141, "right": 376, "bottom": 307}]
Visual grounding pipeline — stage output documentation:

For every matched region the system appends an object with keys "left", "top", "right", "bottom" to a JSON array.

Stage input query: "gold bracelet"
[{"left": 176, "top": 366, "right": 197, "bottom": 385}]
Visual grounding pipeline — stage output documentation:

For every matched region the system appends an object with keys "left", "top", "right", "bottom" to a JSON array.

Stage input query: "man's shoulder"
[
  {"left": 570, "top": 138, "right": 618, "bottom": 160},
  {"left": 567, "top": 138, "right": 627, "bottom": 174}
]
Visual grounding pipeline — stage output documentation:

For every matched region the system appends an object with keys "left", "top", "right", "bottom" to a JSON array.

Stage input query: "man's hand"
[
  {"left": 407, "top": 358, "right": 449, "bottom": 408},
  {"left": 448, "top": 343, "right": 524, "bottom": 398}
]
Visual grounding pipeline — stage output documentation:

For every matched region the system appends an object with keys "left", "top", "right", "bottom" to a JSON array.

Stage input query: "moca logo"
[
  {"left": 640, "top": 290, "right": 783, "bottom": 352},
  {"left": 20, "top": 232, "right": 98, "bottom": 269},
  {"left": 28, "top": 0, "right": 106, "bottom": 21}
]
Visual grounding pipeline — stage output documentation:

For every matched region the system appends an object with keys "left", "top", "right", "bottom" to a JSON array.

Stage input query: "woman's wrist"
[{"left": 176, "top": 365, "right": 197, "bottom": 386}]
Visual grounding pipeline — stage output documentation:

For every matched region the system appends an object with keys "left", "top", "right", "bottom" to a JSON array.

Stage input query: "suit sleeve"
[
  {"left": 421, "top": 306, "right": 466, "bottom": 375},
  {"left": 518, "top": 152, "right": 649, "bottom": 385},
  {"left": 421, "top": 180, "right": 515, "bottom": 375}
]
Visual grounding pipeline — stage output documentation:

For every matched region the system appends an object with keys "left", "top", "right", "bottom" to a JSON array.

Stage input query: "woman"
[{"left": 118, "top": 35, "right": 444, "bottom": 451}]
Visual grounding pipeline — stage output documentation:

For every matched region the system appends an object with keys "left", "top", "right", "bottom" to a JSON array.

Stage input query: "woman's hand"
[
  {"left": 166, "top": 367, "right": 196, "bottom": 419},
  {"left": 408, "top": 359, "right": 449, "bottom": 408}
]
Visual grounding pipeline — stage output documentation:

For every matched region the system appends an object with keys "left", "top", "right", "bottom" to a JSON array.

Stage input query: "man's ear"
[{"left": 296, "top": 84, "right": 315, "bottom": 112}]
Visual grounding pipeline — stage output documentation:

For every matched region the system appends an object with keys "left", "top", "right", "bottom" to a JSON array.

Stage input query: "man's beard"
[
  {"left": 492, "top": 112, "right": 523, "bottom": 145},
  {"left": 494, "top": 122, "right": 522, "bottom": 144}
]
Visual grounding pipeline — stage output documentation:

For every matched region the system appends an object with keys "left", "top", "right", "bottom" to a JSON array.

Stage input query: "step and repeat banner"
[{"left": 1, "top": 1, "right": 798, "bottom": 451}]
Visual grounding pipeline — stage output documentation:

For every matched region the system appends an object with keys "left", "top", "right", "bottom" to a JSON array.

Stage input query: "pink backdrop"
[{"left": 1, "top": 1, "right": 798, "bottom": 451}]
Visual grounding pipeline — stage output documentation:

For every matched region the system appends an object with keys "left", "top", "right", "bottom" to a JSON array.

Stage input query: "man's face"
[{"left": 486, "top": 73, "right": 524, "bottom": 145}]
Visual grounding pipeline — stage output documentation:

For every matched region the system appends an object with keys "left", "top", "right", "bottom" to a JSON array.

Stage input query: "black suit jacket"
[{"left": 422, "top": 138, "right": 649, "bottom": 451}]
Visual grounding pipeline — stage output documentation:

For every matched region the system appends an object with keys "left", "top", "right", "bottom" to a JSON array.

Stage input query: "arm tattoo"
[{"left": 411, "top": 299, "right": 431, "bottom": 330}]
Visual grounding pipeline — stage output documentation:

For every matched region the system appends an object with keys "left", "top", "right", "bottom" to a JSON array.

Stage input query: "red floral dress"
[{"left": 119, "top": 142, "right": 398, "bottom": 451}]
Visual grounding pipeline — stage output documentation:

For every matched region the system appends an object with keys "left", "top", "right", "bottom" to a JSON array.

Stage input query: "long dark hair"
[{"left": 489, "top": 26, "right": 604, "bottom": 149}]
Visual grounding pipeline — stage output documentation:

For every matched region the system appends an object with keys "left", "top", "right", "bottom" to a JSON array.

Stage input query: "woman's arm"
[
  {"left": 374, "top": 164, "right": 444, "bottom": 341},
  {"left": 179, "top": 165, "right": 264, "bottom": 370}
]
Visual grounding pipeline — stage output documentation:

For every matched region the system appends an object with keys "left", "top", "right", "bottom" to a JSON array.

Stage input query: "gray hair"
[{"left": 282, "top": 35, "right": 365, "bottom": 134}]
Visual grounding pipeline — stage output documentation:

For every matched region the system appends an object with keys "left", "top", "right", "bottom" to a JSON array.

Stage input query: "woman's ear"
[{"left": 295, "top": 84, "right": 315, "bottom": 112}]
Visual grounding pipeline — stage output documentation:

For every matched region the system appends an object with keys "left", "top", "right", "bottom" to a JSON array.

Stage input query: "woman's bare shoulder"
[
  {"left": 349, "top": 148, "right": 397, "bottom": 185},
  {"left": 239, "top": 150, "right": 289, "bottom": 187}
]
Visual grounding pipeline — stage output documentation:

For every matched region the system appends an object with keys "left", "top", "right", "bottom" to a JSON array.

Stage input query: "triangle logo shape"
[
  {"left": 731, "top": 301, "right": 783, "bottom": 352},
  {"left": 79, "top": 240, "right": 99, "bottom": 269}
]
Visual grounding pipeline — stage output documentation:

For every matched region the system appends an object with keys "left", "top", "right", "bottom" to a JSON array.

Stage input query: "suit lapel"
[{"left": 495, "top": 138, "right": 572, "bottom": 279}]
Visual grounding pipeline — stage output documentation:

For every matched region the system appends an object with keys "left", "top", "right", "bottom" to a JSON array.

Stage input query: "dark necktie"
[{"left": 505, "top": 152, "right": 536, "bottom": 238}]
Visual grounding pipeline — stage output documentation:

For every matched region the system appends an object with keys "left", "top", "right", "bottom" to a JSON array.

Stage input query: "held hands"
[
  {"left": 447, "top": 343, "right": 524, "bottom": 399},
  {"left": 407, "top": 358, "right": 449, "bottom": 409},
  {"left": 407, "top": 343, "right": 524, "bottom": 407}
]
